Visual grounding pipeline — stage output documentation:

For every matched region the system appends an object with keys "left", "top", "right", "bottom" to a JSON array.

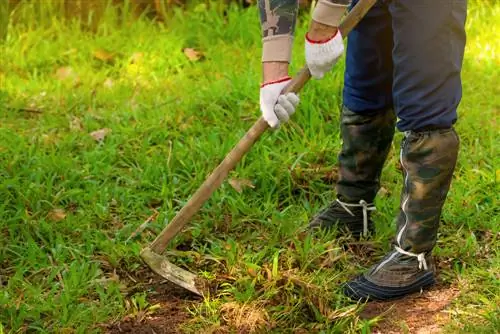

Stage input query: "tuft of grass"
[{"left": 0, "top": 0, "right": 498, "bottom": 333}]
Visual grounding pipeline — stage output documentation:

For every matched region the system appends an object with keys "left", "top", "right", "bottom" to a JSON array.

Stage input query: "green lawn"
[{"left": 1, "top": 1, "right": 498, "bottom": 333}]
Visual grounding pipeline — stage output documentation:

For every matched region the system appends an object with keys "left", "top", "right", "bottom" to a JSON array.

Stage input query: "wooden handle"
[
  {"left": 150, "top": 118, "right": 269, "bottom": 253},
  {"left": 148, "top": 0, "right": 377, "bottom": 254}
]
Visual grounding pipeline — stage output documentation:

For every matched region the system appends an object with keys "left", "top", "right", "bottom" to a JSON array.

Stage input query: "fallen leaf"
[
  {"left": 129, "top": 52, "right": 144, "bottom": 64},
  {"left": 90, "top": 128, "right": 112, "bottom": 142},
  {"left": 183, "top": 48, "right": 203, "bottom": 61},
  {"left": 55, "top": 66, "right": 78, "bottom": 82},
  {"left": 93, "top": 49, "right": 115, "bottom": 63},
  {"left": 247, "top": 267, "right": 258, "bottom": 277},
  {"left": 48, "top": 208, "right": 66, "bottom": 222},
  {"left": 378, "top": 186, "right": 390, "bottom": 197},
  {"left": 228, "top": 178, "right": 255, "bottom": 193},
  {"left": 41, "top": 133, "right": 59, "bottom": 146},
  {"left": 70, "top": 117, "right": 83, "bottom": 131},
  {"left": 103, "top": 78, "right": 114, "bottom": 89}
]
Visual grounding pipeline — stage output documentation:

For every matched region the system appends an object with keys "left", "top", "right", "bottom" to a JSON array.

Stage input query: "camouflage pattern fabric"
[
  {"left": 395, "top": 127, "right": 459, "bottom": 253},
  {"left": 336, "top": 106, "right": 396, "bottom": 203},
  {"left": 343, "top": 128, "right": 459, "bottom": 301},
  {"left": 258, "top": 0, "right": 349, "bottom": 39},
  {"left": 307, "top": 106, "right": 395, "bottom": 238}
]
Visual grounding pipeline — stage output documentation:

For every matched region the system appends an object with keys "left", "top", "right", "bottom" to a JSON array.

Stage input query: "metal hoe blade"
[{"left": 141, "top": 247, "right": 203, "bottom": 296}]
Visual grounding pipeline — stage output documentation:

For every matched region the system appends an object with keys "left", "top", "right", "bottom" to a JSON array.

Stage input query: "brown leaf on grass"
[
  {"left": 93, "top": 49, "right": 115, "bottom": 63},
  {"left": 129, "top": 52, "right": 144, "bottom": 64},
  {"left": 70, "top": 116, "right": 83, "bottom": 131},
  {"left": 55, "top": 66, "right": 74, "bottom": 80},
  {"left": 90, "top": 128, "right": 112, "bottom": 142},
  {"left": 103, "top": 78, "right": 114, "bottom": 89},
  {"left": 378, "top": 186, "right": 390, "bottom": 197},
  {"left": 48, "top": 208, "right": 66, "bottom": 222},
  {"left": 55, "top": 66, "right": 80, "bottom": 85},
  {"left": 183, "top": 48, "right": 203, "bottom": 61},
  {"left": 247, "top": 267, "right": 258, "bottom": 277},
  {"left": 228, "top": 178, "right": 255, "bottom": 193}
]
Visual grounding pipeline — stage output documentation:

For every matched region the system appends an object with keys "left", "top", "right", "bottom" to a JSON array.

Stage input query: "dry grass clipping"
[{"left": 220, "top": 301, "right": 269, "bottom": 333}]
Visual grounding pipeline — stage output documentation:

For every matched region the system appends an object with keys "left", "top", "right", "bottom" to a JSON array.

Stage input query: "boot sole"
[{"left": 343, "top": 271, "right": 436, "bottom": 301}]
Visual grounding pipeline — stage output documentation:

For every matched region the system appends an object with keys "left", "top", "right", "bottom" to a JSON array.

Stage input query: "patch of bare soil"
[
  {"left": 360, "top": 285, "right": 460, "bottom": 334},
  {"left": 101, "top": 266, "right": 201, "bottom": 334}
]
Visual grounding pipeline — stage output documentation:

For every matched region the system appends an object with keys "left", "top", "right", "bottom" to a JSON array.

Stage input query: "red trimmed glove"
[
  {"left": 259, "top": 77, "right": 300, "bottom": 129},
  {"left": 305, "top": 30, "right": 344, "bottom": 79}
]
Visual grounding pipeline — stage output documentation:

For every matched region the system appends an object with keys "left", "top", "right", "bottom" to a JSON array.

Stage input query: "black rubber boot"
[
  {"left": 344, "top": 128, "right": 459, "bottom": 301},
  {"left": 309, "top": 106, "right": 396, "bottom": 238}
]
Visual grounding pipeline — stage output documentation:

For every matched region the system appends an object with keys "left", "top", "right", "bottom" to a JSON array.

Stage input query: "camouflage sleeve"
[
  {"left": 259, "top": 0, "right": 299, "bottom": 63},
  {"left": 259, "top": 0, "right": 350, "bottom": 63}
]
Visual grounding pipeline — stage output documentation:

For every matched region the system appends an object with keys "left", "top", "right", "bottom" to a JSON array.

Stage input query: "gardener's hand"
[
  {"left": 305, "top": 21, "right": 344, "bottom": 79},
  {"left": 260, "top": 77, "right": 300, "bottom": 129}
]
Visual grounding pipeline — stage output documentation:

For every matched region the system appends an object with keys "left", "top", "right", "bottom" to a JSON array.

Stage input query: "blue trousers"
[{"left": 343, "top": 0, "right": 467, "bottom": 132}]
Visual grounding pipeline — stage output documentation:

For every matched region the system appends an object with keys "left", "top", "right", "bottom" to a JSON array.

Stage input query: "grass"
[{"left": 1, "top": 1, "right": 499, "bottom": 333}]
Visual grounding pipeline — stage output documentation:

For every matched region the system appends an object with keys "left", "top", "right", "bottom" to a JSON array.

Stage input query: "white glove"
[
  {"left": 260, "top": 77, "right": 300, "bottom": 129},
  {"left": 305, "top": 30, "right": 344, "bottom": 79}
]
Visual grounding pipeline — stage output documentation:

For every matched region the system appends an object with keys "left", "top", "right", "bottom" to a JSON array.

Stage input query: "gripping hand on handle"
[
  {"left": 260, "top": 77, "right": 300, "bottom": 129},
  {"left": 305, "top": 0, "right": 349, "bottom": 79},
  {"left": 305, "top": 29, "right": 344, "bottom": 79}
]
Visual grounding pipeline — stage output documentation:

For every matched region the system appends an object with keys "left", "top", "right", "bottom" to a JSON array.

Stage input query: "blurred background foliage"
[
  {"left": 1, "top": 0, "right": 495, "bottom": 39},
  {"left": 2, "top": 0, "right": 315, "bottom": 39}
]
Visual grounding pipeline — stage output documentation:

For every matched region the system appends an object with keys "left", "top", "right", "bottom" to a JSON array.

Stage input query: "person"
[{"left": 258, "top": 0, "right": 467, "bottom": 301}]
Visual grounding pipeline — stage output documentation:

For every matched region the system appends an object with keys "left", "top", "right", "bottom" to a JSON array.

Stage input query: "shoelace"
[
  {"left": 336, "top": 199, "right": 376, "bottom": 237},
  {"left": 394, "top": 246, "right": 428, "bottom": 270}
]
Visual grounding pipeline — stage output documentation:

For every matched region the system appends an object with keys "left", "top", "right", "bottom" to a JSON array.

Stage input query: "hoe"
[{"left": 140, "top": 0, "right": 377, "bottom": 296}]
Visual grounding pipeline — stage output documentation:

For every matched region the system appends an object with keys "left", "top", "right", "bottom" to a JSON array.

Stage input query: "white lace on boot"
[
  {"left": 394, "top": 246, "right": 428, "bottom": 270},
  {"left": 336, "top": 199, "right": 376, "bottom": 237}
]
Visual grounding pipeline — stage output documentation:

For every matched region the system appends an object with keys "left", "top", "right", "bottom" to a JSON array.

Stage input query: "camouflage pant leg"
[
  {"left": 336, "top": 106, "right": 396, "bottom": 203},
  {"left": 343, "top": 128, "right": 460, "bottom": 300},
  {"left": 394, "top": 128, "right": 460, "bottom": 253}
]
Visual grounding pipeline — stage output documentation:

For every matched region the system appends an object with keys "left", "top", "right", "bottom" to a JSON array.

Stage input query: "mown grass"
[{"left": 1, "top": 1, "right": 499, "bottom": 333}]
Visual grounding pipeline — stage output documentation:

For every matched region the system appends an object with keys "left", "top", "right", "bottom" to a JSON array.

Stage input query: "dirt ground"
[
  {"left": 360, "top": 285, "right": 460, "bottom": 333},
  {"left": 100, "top": 254, "right": 459, "bottom": 334},
  {"left": 103, "top": 272, "right": 459, "bottom": 334},
  {"left": 102, "top": 268, "right": 199, "bottom": 334}
]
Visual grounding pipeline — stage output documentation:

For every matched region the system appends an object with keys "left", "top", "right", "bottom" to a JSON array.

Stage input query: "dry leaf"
[
  {"left": 228, "top": 178, "right": 255, "bottom": 193},
  {"left": 129, "top": 52, "right": 144, "bottom": 64},
  {"left": 70, "top": 116, "right": 83, "bottom": 131},
  {"left": 247, "top": 267, "right": 258, "bottom": 277},
  {"left": 103, "top": 78, "right": 114, "bottom": 89},
  {"left": 48, "top": 208, "right": 66, "bottom": 222},
  {"left": 55, "top": 66, "right": 78, "bottom": 82},
  {"left": 378, "top": 186, "right": 390, "bottom": 197},
  {"left": 93, "top": 49, "right": 115, "bottom": 63},
  {"left": 183, "top": 48, "right": 203, "bottom": 61},
  {"left": 90, "top": 128, "right": 112, "bottom": 142}
]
